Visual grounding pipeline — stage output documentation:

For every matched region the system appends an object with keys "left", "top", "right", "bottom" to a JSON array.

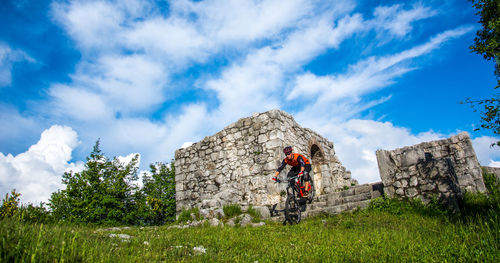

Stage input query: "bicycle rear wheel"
[
  {"left": 285, "top": 195, "right": 301, "bottom": 224},
  {"left": 307, "top": 176, "right": 315, "bottom": 204}
]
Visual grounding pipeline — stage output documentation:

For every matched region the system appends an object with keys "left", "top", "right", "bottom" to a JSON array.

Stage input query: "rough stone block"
[{"left": 354, "top": 185, "right": 372, "bottom": 195}]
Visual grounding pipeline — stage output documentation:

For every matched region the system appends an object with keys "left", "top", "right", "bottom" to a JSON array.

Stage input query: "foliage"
[
  {"left": 466, "top": 0, "right": 500, "bottom": 143},
  {"left": 464, "top": 95, "right": 500, "bottom": 146},
  {"left": 459, "top": 169, "right": 500, "bottom": 220},
  {"left": 141, "top": 162, "right": 176, "bottom": 225},
  {"left": 483, "top": 167, "right": 500, "bottom": 194},
  {"left": 470, "top": 0, "right": 500, "bottom": 79},
  {"left": 177, "top": 207, "right": 200, "bottom": 223},
  {"left": 0, "top": 189, "right": 21, "bottom": 218},
  {"left": 246, "top": 206, "right": 261, "bottom": 222},
  {"left": 49, "top": 140, "right": 142, "bottom": 225},
  {"left": 16, "top": 203, "right": 54, "bottom": 224},
  {"left": 222, "top": 204, "right": 242, "bottom": 218}
]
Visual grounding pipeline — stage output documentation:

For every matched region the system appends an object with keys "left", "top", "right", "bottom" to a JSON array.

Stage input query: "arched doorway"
[{"left": 309, "top": 143, "right": 326, "bottom": 195}]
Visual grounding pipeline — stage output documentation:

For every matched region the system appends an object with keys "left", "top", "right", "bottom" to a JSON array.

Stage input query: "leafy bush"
[
  {"left": 49, "top": 140, "right": 143, "bottom": 225},
  {"left": 0, "top": 190, "right": 21, "bottom": 218},
  {"left": 246, "top": 206, "right": 261, "bottom": 222},
  {"left": 177, "top": 207, "right": 200, "bottom": 223},
  {"left": 482, "top": 168, "right": 500, "bottom": 195},
  {"left": 16, "top": 203, "right": 53, "bottom": 224},
  {"left": 141, "top": 162, "right": 176, "bottom": 225},
  {"left": 222, "top": 204, "right": 242, "bottom": 218},
  {"left": 459, "top": 169, "right": 500, "bottom": 220}
]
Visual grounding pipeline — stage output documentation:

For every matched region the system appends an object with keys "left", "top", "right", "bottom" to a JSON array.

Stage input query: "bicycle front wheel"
[{"left": 285, "top": 195, "right": 301, "bottom": 224}]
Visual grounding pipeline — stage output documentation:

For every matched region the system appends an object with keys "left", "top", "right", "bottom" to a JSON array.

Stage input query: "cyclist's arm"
[
  {"left": 297, "top": 156, "right": 306, "bottom": 173},
  {"left": 275, "top": 159, "right": 286, "bottom": 177}
]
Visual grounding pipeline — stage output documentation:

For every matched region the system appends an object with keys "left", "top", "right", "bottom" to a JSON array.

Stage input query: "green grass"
[
  {"left": 223, "top": 204, "right": 242, "bottom": 218},
  {"left": 1, "top": 205, "right": 498, "bottom": 262},
  {"left": 177, "top": 207, "right": 201, "bottom": 223},
  {"left": 2, "top": 172, "right": 499, "bottom": 262}
]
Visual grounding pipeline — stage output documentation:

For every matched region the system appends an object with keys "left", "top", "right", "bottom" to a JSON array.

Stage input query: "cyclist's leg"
[
  {"left": 304, "top": 164, "right": 312, "bottom": 191},
  {"left": 287, "top": 166, "right": 300, "bottom": 178}
]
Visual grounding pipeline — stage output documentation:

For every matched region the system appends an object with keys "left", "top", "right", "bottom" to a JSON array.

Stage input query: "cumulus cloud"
[{"left": 0, "top": 125, "right": 84, "bottom": 204}]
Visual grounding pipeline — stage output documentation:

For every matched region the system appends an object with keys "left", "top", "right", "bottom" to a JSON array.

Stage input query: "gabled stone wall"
[
  {"left": 174, "top": 110, "right": 356, "bottom": 215},
  {"left": 376, "top": 132, "right": 487, "bottom": 210}
]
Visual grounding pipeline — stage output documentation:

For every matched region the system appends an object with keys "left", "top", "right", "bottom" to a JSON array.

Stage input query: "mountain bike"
[{"left": 271, "top": 174, "right": 314, "bottom": 225}]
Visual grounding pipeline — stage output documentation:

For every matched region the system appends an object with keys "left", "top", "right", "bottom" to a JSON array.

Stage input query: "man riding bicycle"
[{"left": 273, "top": 146, "right": 312, "bottom": 196}]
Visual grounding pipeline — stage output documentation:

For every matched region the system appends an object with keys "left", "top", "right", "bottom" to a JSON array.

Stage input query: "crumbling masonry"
[
  {"left": 175, "top": 110, "right": 490, "bottom": 218},
  {"left": 174, "top": 110, "right": 357, "bottom": 216}
]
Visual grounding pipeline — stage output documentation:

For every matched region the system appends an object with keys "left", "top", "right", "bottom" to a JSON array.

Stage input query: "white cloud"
[
  {"left": 472, "top": 136, "right": 500, "bottom": 166},
  {"left": 0, "top": 43, "right": 35, "bottom": 87},
  {"left": 49, "top": 84, "right": 112, "bottom": 121},
  {"left": 290, "top": 26, "right": 474, "bottom": 121},
  {"left": 488, "top": 160, "right": 500, "bottom": 167},
  {"left": 296, "top": 118, "right": 444, "bottom": 183},
  {"left": 30, "top": 0, "right": 493, "bottom": 196},
  {"left": 116, "top": 153, "right": 140, "bottom": 169},
  {"left": 0, "top": 125, "right": 84, "bottom": 204},
  {"left": 372, "top": 4, "right": 437, "bottom": 38},
  {"left": 181, "top": 142, "right": 194, "bottom": 148},
  {"left": 192, "top": 0, "right": 315, "bottom": 43},
  {"left": 125, "top": 17, "right": 211, "bottom": 63},
  {"left": 51, "top": 0, "right": 125, "bottom": 51},
  {"left": 90, "top": 54, "right": 168, "bottom": 112}
]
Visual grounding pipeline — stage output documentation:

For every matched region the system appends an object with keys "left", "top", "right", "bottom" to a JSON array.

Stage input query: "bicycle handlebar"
[{"left": 272, "top": 175, "right": 300, "bottom": 184}]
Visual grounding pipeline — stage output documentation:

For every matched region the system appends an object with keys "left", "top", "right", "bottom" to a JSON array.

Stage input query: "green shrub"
[
  {"left": 459, "top": 170, "right": 500, "bottom": 220},
  {"left": 223, "top": 204, "right": 242, "bottom": 218},
  {"left": 0, "top": 190, "right": 21, "bottom": 218},
  {"left": 16, "top": 203, "right": 53, "bottom": 224},
  {"left": 482, "top": 168, "right": 500, "bottom": 195},
  {"left": 246, "top": 206, "right": 261, "bottom": 222},
  {"left": 177, "top": 207, "right": 200, "bottom": 223}
]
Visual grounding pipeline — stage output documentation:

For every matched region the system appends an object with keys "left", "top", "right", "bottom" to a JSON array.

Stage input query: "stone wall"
[
  {"left": 376, "top": 132, "right": 487, "bottom": 210},
  {"left": 174, "top": 110, "right": 356, "bottom": 215}
]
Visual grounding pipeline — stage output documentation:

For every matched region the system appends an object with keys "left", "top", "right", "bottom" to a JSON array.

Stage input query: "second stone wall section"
[{"left": 376, "top": 132, "right": 486, "bottom": 210}]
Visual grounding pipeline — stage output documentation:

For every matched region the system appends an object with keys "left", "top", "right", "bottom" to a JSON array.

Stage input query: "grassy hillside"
[{"left": 1, "top": 200, "right": 498, "bottom": 262}]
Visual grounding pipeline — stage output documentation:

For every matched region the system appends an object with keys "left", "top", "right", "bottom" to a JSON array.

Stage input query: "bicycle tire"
[
  {"left": 285, "top": 195, "right": 301, "bottom": 224},
  {"left": 307, "top": 176, "right": 315, "bottom": 204}
]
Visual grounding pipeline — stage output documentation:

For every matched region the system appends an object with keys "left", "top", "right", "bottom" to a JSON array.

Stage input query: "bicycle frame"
[
  {"left": 270, "top": 175, "right": 306, "bottom": 224},
  {"left": 286, "top": 175, "right": 303, "bottom": 198}
]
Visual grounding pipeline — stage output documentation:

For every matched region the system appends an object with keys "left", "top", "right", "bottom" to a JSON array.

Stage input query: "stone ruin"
[
  {"left": 175, "top": 110, "right": 492, "bottom": 218},
  {"left": 174, "top": 110, "right": 357, "bottom": 216},
  {"left": 376, "top": 132, "right": 487, "bottom": 210}
]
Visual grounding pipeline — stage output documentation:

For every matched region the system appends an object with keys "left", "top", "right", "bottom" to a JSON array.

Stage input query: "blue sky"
[{"left": 1, "top": 0, "right": 499, "bottom": 203}]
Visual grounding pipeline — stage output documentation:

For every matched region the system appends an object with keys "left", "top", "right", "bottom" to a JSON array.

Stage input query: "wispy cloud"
[
  {"left": 290, "top": 26, "right": 474, "bottom": 120},
  {"left": 372, "top": 3, "right": 437, "bottom": 38},
  {"left": 0, "top": 43, "right": 34, "bottom": 87}
]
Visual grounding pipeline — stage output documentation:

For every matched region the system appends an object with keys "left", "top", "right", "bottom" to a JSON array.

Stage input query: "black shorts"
[{"left": 287, "top": 164, "right": 311, "bottom": 181}]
